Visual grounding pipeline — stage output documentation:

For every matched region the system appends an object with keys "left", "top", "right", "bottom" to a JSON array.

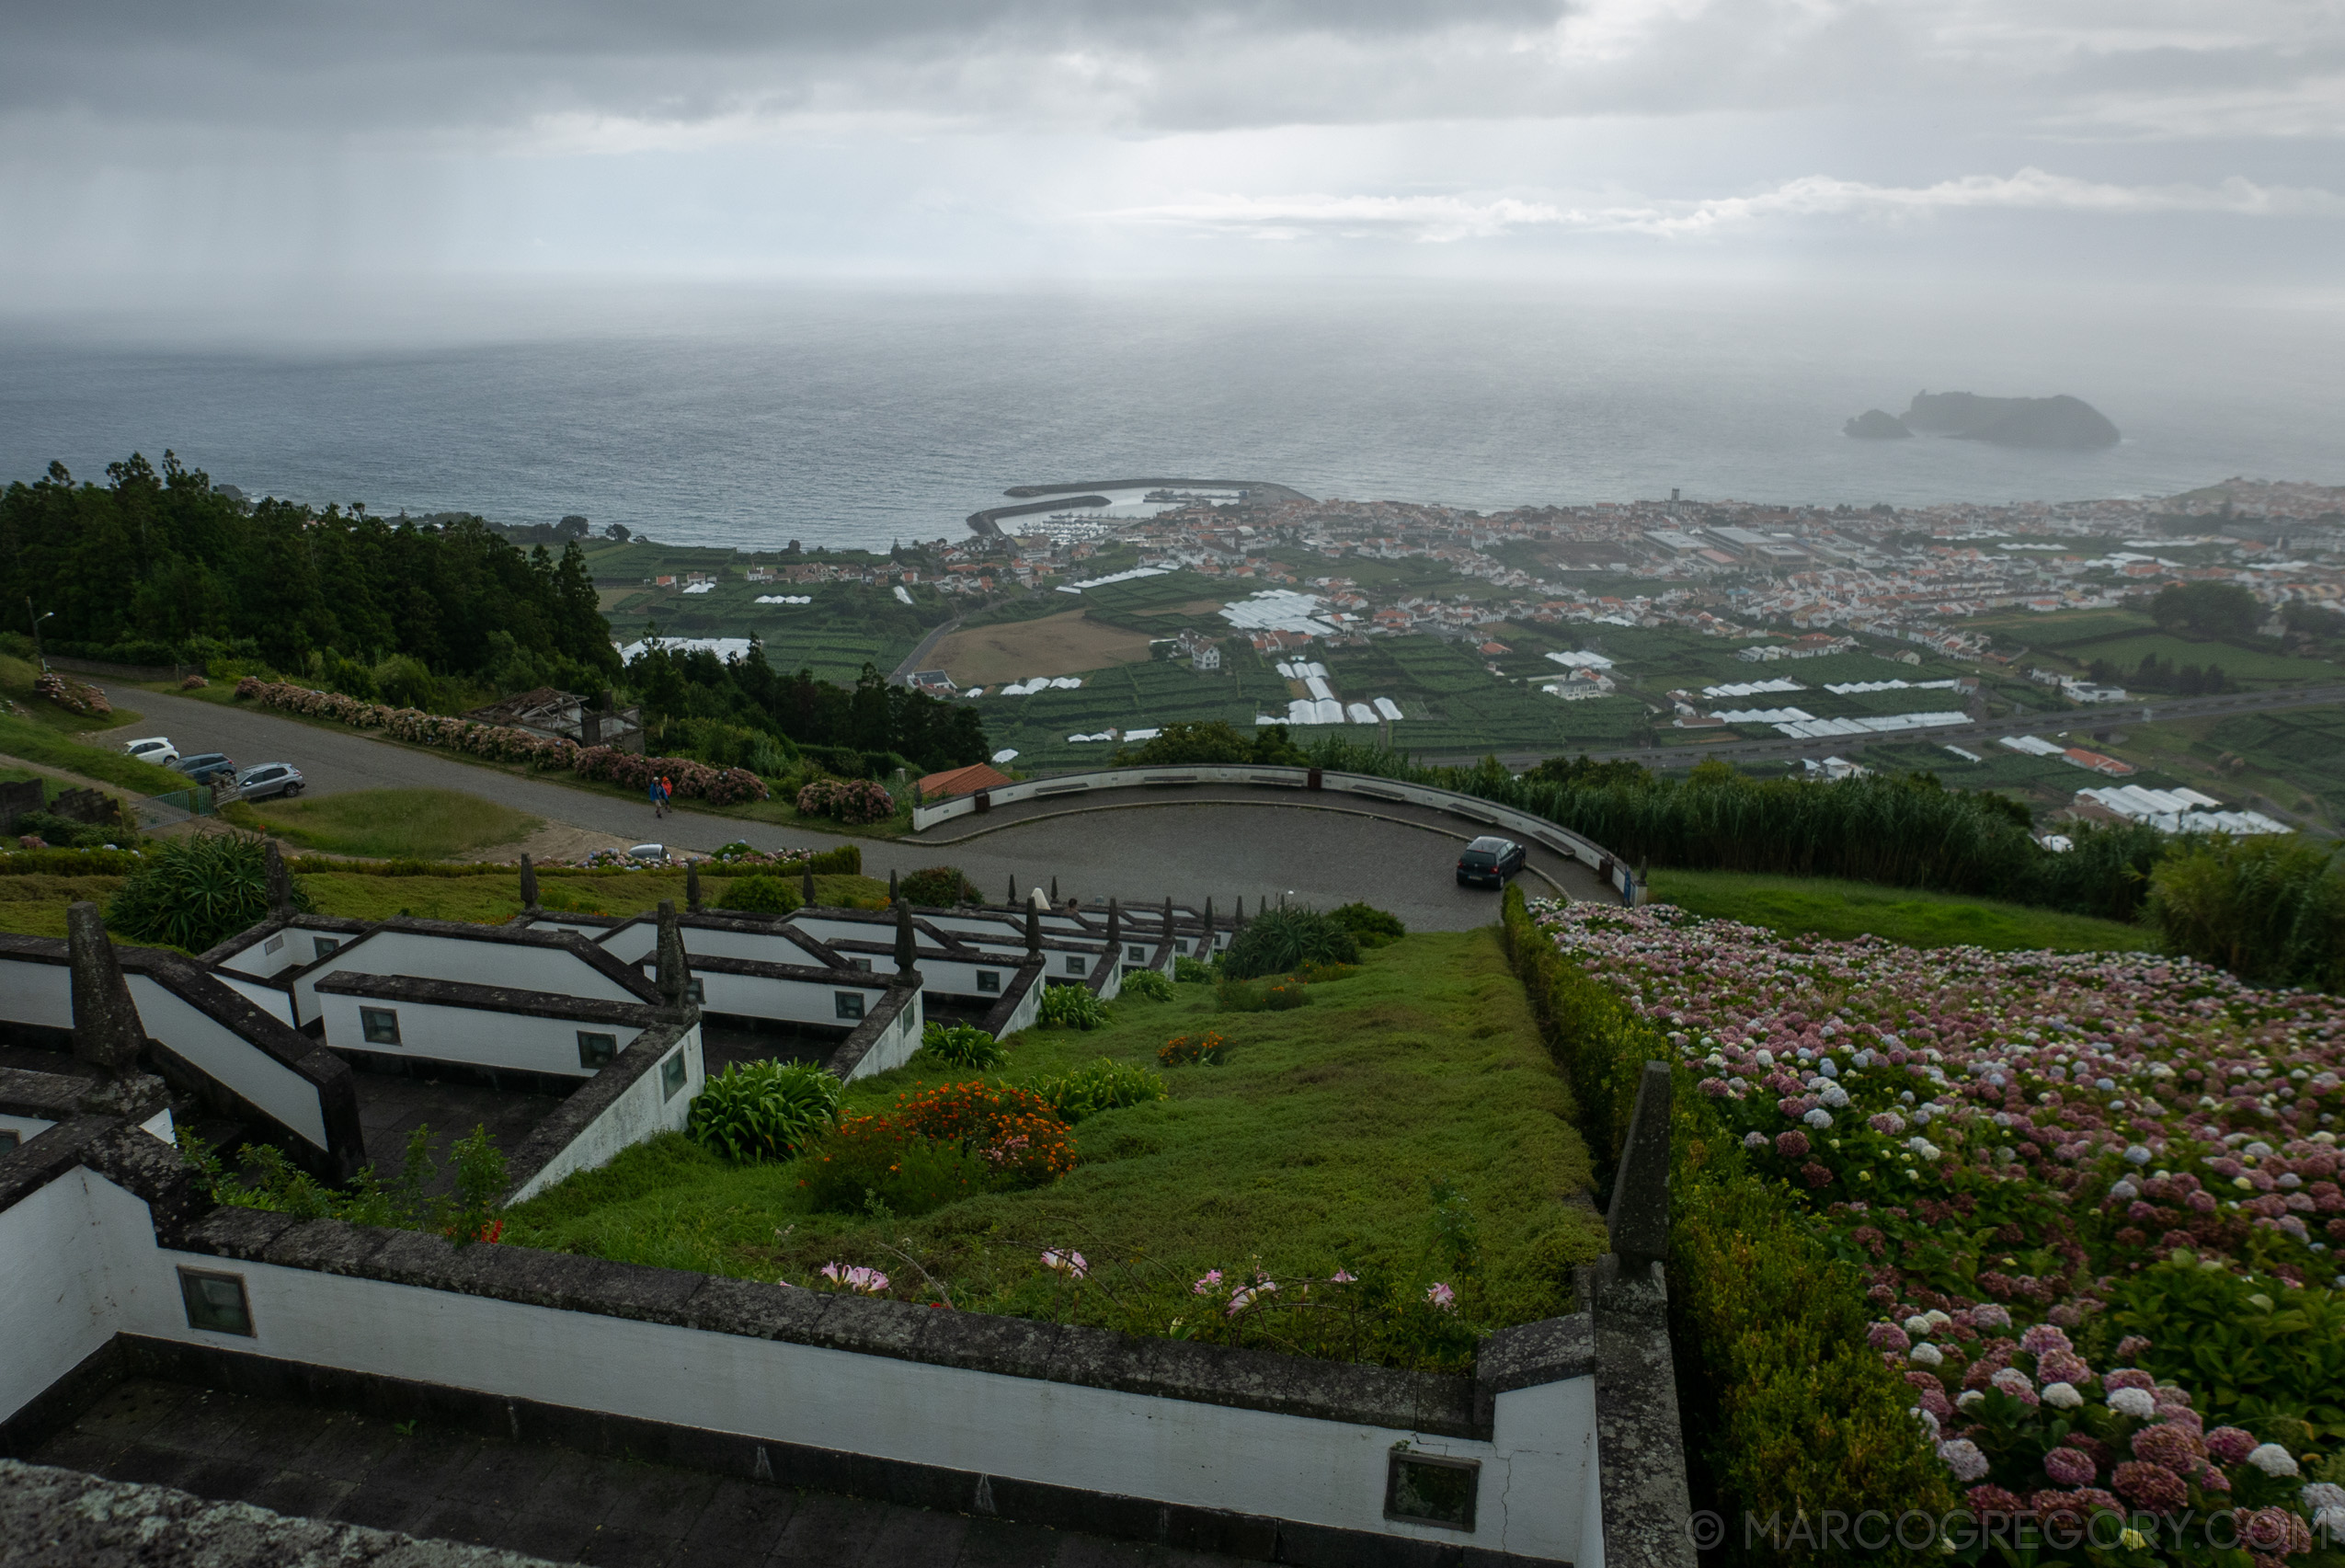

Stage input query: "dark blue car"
[{"left": 1456, "top": 835, "right": 1526, "bottom": 888}]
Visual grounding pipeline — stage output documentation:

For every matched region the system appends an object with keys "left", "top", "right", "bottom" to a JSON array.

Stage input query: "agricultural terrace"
[
  {"left": 505, "top": 929, "right": 1606, "bottom": 1373},
  {"left": 1532, "top": 898, "right": 2345, "bottom": 1544}
]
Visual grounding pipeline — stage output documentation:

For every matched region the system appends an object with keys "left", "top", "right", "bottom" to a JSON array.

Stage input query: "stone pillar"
[
  {"left": 888, "top": 868, "right": 900, "bottom": 905},
  {"left": 1024, "top": 900, "right": 1042, "bottom": 955},
  {"left": 1104, "top": 898, "right": 1121, "bottom": 952},
  {"left": 1049, "top": 876, "right": 1059, "bottom": 905},
  {"left": 1162, "top": 896, "right": 1175, "bottom": 954},
  {"left": 1607, "top": 1060, "right": 1673, "bottom": 1271},
  {"left": 264, "top": 840, "right": 293, "bottom": 920},
  {"left": 1202, "top": 897, "right": 1214, "bottom": 953},
  {"left": 68, "top": 902, "right": 144, "bottom": 1081},
  {"left": 801, "top": 857, "right": 817, "bottom": 908},
  {"left": 519, "top": 853, "right": 540, "bottom": 912},
  {"left": 686, "top": 861, "right": 703, "bottom": 912},
  {"left": 1006, "top": 875, "right": 1017, "bottom": 907},
  {"left": 654, "top": 899, "right": 694, "bottom": 1016},
  {"left": 894, "top": 898, "right": 919, "bottom": 975}
]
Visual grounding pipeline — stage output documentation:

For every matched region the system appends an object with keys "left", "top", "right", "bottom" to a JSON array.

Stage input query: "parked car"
[
  {"left": 169, "top": 752, "right": 237, "bottom": 788},
  {"left": 234, "top": 762, "right": 304, "bottom": 801},
  {"left": 628, "top": 842, "right": 669, "bottom": 863},
  {"left": 122, "top": 737, "right": 178, "bottom": 766},
  {"left": 1456, "top": 835, "right": 1526, "bottom": 888}
]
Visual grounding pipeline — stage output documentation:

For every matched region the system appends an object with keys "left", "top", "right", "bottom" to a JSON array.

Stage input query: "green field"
[
  {"left": 1646, "top": 868, "right": 2158, "bottom": 953},
  {"left": 0, "top": 710, "right": 185, "bottom": 796},
  {"left": 229, "top": 788, "right": 543, "bottom": 861},
  {"left": 0, "top": 863, "right": 891, "bottom": 940},
  {"left": 505, "top": 929, "right": 1605, "bottom": 1367}
]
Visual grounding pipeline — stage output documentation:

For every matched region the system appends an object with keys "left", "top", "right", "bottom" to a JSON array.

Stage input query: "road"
[
  {"left": 91, "top": 684, "right": 1589, "bottom": 931},
  {"left": 1429, "top": 682, "right": 2345, "bottom": 771}
]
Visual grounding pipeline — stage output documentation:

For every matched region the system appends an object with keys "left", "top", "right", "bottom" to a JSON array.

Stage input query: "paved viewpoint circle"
[{"left": 95, "top": 685, "right": 1604, "bottom": 931}]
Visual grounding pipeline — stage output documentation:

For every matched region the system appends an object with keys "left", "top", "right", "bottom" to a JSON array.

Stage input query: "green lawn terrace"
[
  {"left": 504, "top": 928, "right": 1607, "bottom": 1371},
  {"left": 603, "top": 572, "right": 953, "bottom": 686}
]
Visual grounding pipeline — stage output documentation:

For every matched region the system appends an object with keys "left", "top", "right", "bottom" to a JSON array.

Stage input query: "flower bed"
[
  {"left": 232, "top": 677, "right": 768, "bottom": 805},
  {"left": 34, "top": 672, "right": 109, "bottom": 716},
  {"left": 1533, "top": 897, "right": 2345, "bottom": 1556}
]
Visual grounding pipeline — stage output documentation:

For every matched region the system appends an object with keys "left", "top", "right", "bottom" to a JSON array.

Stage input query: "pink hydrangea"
[
  {"left": 2112, "top": 1460, "right": 2189, "bottom": 1516},
  {"left": 1775, "top": 1129, "right": 1810, "bottom": 1160},
  {"left": 1870, "top": 1322, "right": 1912, "bottom": 1352},
  {"left": 2043, "top": 1448, "right": 2099, "bottom": 1488},
  {"left": 2206, "top": 1427, "right": 2259, "bottom": 1465},
  {"left": 2104, "top": 1368, "right": 2157, "bottom": 1392},
  {"left": 2019, "top": 1324, "right": 2072, "bottom": 1356},
  {"left": 2133, "top": 1424, "right": 2205, "bottom": 1471}
]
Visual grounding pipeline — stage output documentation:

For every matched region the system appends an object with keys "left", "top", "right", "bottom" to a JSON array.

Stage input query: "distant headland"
[{"left": 1845, "top": 392, "right": 2121, "bottom": 450}]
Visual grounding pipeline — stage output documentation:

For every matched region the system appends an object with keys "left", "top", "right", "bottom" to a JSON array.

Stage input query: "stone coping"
[
  {"left": 303, "top": 919, "right": 663, "bottom": 1007},
  {"left": 977, "top": 958, "right": 1047, "bottom": 1038},
  {"left": 823, "top": 983, "right": 921, "bottom": 1082},
  {"left": 635, "top": 952, "right": 890, "bottom": 989},
  {"left": 193, "top": 913, "right": 372, "bottom": 968},
  {"left": 497, "top": 1020, "right": 695, "bottom": 1203},
  {"left": 17, "top": 1118, "right": 1602, "bottom": 1448},
  {"left": 313, "top": 973, "right": 665, "bottom": 1030}
]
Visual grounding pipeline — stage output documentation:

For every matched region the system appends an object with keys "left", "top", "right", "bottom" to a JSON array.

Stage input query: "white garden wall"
[
  {"left": 290, "top": 931, "right": 642, "bottom": 1024},
  {"left": 505, "top": 1026, "right": 704, "bottom": 1205},
  {"left": 125, "top": 975, "right": 328, "bottom": 1151}
]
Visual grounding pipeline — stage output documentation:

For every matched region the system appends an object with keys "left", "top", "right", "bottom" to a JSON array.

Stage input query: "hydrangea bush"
[
  {"left": 234, "top": 677, "right": 769, "bottom": 804},
  {"left": 1536, "top": 898, "right": 2345, "bottom": 1559}
]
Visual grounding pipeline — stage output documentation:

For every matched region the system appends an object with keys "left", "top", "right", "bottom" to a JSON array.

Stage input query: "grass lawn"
[
  {"left": 505, "top": 928, "right": 1604, "bottom": 1369},
  {"left": 1645, "top": 868, "right": 2157, "bottom": 954},
  {"left": 0, "top": 864, "right": 890, "bottom": 940},
  {"left": 0, "top": 654, "right": 143, "bottom": 735},
  {"left": 227, "top": 788, "right": 542, "bottom": 860},
  {"left": 0, "top": 711, "right": 184, "bottom": 796}
]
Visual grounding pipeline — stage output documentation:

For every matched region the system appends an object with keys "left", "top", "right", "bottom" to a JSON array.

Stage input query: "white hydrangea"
[
  {"left": 1910, "top": 1344, "right": 1944, "bottom": 1368},
  {"left": 1903, "top": 1314, "right": 1932, "bottom": 1334},
  {"left": 2042, "top": 1382, "right": 2084, "bottom": 1410},
  {"left": 2247, "top": 1444, "right": 2300, "bottom": 1477},
  {"left": 1803, "top": 1108, "right": 1834, "bottom": 1129},
  {"left": 1937, "top": 1439, "right": 1988, "bottom": 1482},
  {"left": 2108, "top": 1387, "right": 2156, "bottom": 1419},
  {"left": 2301, "top": 1483, "right": 2345, "bottom": 1512},
  {"left": 1821, "top": 1083, "right": 1850, "bottom": 1109},
  {"left": 1956, "top": 1390, "right": 1986, "bottom": 1412}
]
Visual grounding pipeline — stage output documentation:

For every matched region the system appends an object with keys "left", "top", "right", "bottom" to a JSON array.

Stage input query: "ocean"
[{"left": 4, "top": 280, "right": 2341, "bottom": 553}]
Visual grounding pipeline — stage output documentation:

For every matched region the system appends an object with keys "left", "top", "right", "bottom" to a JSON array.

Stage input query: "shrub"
[
  {"left": 1220, "top": 908, "right": 1359, "bottom": 979},
  {"left": 1264, "top": 979, "right": 1310, "bottom": 1011},
  {"left": 7, "top": 809, "right": 127, "bottom": 851},
  {"left": 1293, "top": 960, "right": 1356, "bottom": 984},
  {"left": 1029, "top": 1057, "right": 1166, "bottom": 1122},
  {"left": 894, "top": 1080, "right": 1076, "bottom": 1185},
  {"left": 106, "top": 832, "right": 309, "bottom": 951},
  {"left": 1119, "top": 968, "right": 1173, "bottom": 1002},
  {"left": 1172, "top": 954, "right": 1214, "bottom": 983},
  {"left": 1215, "top": 977, "right": 1269, "bottom": 1013},
  {"left": 898, "top": 864, "right": 979, "bottom": 906},
  {"left": 717, "top": 874, "right": 802, "bottom": 916},
  {"left": 1158, "top": 1030, "right": 1230, "bottom": 1067},
  {"left": 687, "top": 1060, "right": 842, "bottom": 1162},
  {"left": 1037, "top": 982, "right": 1111, "bottom": 1030},
  {"left": 182, "top": 1122, "right": 506, "bottom": 1248},
  {"left": 1327, "top": 901, "right": 1406, "bottom": 947},
  {"left": 920, "top": 1021, "right": 1007, "bottom": 1070},
  {"left": 795, "top": 776, "right": 898, "bottom": 825},
  {"left": 33, "top": 671, "right": 109, "bottom": 716},
  {"left": 799, "top": 1115, "right": 991, "bottom": 1217}
]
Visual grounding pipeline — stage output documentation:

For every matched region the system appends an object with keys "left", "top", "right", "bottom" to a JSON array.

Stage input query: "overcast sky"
[{"left": 3, "top": 0, "right": 2339, "bottom": 297}]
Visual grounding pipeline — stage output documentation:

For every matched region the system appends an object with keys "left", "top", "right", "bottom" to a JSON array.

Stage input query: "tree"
[{"left": 2148, "top": 581, "right": 2259, "bottom": 638}]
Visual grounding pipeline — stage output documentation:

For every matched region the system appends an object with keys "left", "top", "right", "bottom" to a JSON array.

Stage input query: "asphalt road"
[
  {"left": 1433, "top": 681, "right": 2345, "bottom": 771},
  {"left": 88, "top": 684, "right": 1584, "bottom": 931}
]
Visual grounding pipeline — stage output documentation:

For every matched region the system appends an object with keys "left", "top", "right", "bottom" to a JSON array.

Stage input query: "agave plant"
[
  {"left": 106, "top": 832, "right": 306, "bottom": 952},
  {"left": 687, "top": 1060, "right": 843, "bottom": 1162}
]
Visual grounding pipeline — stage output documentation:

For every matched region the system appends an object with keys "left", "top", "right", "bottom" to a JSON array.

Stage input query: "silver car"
[{"left": 234, "top": 762, "right": 305, "bottom": 802}]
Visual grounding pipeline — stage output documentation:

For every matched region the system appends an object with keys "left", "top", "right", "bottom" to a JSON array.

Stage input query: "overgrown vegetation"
[
  {"left": 898, "top": 864, "right": 979, "bottom": 906},
  {"left": 106, "top": 832, "right": 307, "bottom": 951},
  {"left": 181, "top": 1124, "right": 509, "bottom": 1247},
  {"left": 1219, "top": 907, "right": 1360, "bottom": 979},
  {"left": 717, "top": 874, "right": 803, "bottom": 915},
  {"left": 1117, "top": 968, "right": 1173, "bottom": 1002},
  {"left": 1305, "top": 738, "right": 2168, "bottom": 923},
  {"left": 2145, "top": 835, "right": 2345, "bottom": 991},
  {"left": 504, "top": 930, "right": 1604, "bottom": 1370},
  {"left": 919, "top": 1021, "right": 1008, "bottom": 1070},
  {"left": 1036, "top": 983, "right": 1111, "bottom": 1030}
]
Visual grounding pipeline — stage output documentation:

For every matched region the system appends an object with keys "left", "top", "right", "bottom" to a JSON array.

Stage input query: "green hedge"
[
  {"left": 1500, "top": 887, "right": 1951, "bottom": 1564},
  {"left": 281, "top": 843, "right": 864, "bottom": 879},
  {"left": 0, "top": 846, "right": 147, "bottom": 876}
]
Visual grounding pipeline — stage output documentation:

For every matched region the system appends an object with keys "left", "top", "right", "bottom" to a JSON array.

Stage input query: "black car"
[
  {"left": 1456, "top": 835, "right": 1526, "bottom": 887},
  {"left": 170, "top": 752, "right": 238, "bottom": 787}
]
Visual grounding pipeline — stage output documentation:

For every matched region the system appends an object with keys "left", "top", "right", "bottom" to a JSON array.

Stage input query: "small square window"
[
  {"left": 1175, "top": 940, "right": 1189, "bottom": 955},
  {"left": 578, "top": 1031, "right": 618, "bottom": 1069},
  {"left": 178, "top": 1267, "right": 253, "bottom": 1336},
  {"left": 1385, "top": 1453, "right": 1479, "bottom": 1531},
  {"left": 1127, "top": 944, "right": 1147, "bottom": 963},
  {"left": 835, "top": 991, "right": 865, "bottom": 1021},
  {"left": 263, "top": 934, "right": 285, "bottom": 956},
  {"left": 659, "top": 1050, "right": 687, "bottom": 1101},
  {"left": 688, "top": 979, "right": 705, "bottom": 1003},
  {"left": 360, "top": 1007, "right": 401, "bottom": 1046},
  {"left": 1065, "top": 956, "right": 1087, "bottom": 976},
  {"left": 851, "top": 956, "right": 873, "bottom": 972},
  {"left": 0, "top": 1127, "right": 19, "bottom": 1151},
  {"left": 975, "top": 970, "right": 1001, "bottom": 994},
  {"left": 314, "top": 936, "right": 340, "bottom": 958}
]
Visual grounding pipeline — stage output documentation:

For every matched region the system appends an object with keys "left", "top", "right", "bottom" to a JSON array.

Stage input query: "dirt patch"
[
  {"left": 929, "top": 609, "right": 1157, "bottom": 685},
  {"left": 453, "top": 820, "right": 640, "bottom": 864},
  {"left": 1138, "top": 599, "right": 1231, "bottom": 617}
]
